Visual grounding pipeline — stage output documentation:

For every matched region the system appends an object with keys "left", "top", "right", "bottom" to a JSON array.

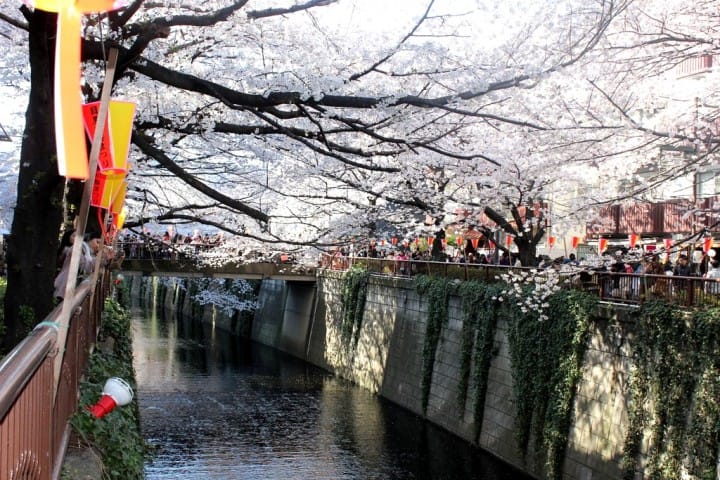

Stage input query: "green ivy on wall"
[
  {"left": 622, "top": 300, "right": 720, "bottom": 480},
  {"left": 456, "top": 281, "right": 504, "bottom": 441},
  {"left": 340, "top": 266, "right": 370, "bottom": 350},
  {"left": 414, "top": 275, "right": 452, "bottom": 414},
  {"left": 504, "top": 288, "right": 594, "bottom": 480}
]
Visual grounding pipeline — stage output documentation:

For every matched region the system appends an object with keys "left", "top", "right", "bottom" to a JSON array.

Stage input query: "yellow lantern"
[
  {"left": 82, "top": 100, "right": 136, "bottom": 175},
  {"left": 91, "top": 171, "right": 125, "bottom": 209},
  {"left": 110, "top": 180, "right": 127, "bottom": 215}
]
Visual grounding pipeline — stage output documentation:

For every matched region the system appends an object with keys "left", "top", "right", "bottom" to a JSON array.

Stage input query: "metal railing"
[
  {"left": 0, "top": 272, "right": 109, "bottom": 480},
  {"left": 322, "top": 256, "right": 720, "bottom": 308}
]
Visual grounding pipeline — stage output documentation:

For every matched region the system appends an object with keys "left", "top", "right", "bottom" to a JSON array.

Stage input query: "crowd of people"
[{"left": 117, "top": 229, "right": 226, "bottom": 260}]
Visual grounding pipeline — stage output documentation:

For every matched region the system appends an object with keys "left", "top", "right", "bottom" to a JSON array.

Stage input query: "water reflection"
[{"left": 133, "top": 308, "right": 531, "bottom": 479}]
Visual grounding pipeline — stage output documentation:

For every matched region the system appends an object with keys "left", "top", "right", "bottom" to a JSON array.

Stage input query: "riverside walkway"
[{"left": 124, "top": 252, "right": 720, "bottom": 309}]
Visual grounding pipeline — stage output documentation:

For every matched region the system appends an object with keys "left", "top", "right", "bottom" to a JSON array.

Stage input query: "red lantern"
[
  {"left": 704, "top": 237, "right": 713, "bottom": 253},
  {"left": 428, "top": 236, "right": 434, "bottom": 245},
  {"left": 505, "top": 235, "right": 513, "bottom": 247},
  {"left": 629, "top": 234, "right": 639, "bottom": 249},
  {"left": 571, "top": 236, "right": 580, "bottom": 249},
  {"left": 598, "top": 238, "right": 608, "bottom": 254},
  {"left": 456, "top": 236, "right": 463, "bottom": 246},
  {"left": 663, "top": 238, "right": 672, "bottom": 251},
  {"left": 548, "top": 236, "right": 556, "bottom": 249},
  {"left": 471, "top": 238, "right": 479, "bottom": 249},
  {"left": 391, "top": 237, "right": 398, "bottom": 245}
]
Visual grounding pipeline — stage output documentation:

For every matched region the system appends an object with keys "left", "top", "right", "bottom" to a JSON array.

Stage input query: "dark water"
[{"left": 133, "top": 309, "right": 531, "bottom": 480}]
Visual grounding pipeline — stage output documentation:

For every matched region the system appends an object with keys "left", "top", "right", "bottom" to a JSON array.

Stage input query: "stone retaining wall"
[{"left": 253, "top": 272, "right": 634, "bottom": 480}]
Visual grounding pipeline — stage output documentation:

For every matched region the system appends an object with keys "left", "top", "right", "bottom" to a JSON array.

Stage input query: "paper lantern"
[
  {"left": 91, "top": 171, "right": 125, "bottom": 209},
  {"left": 548, "top": 236, "right": 556, "bottom": 249},
  {"left": 26, "top": 1, "right": 125, "bottom": 12},
  {"left": 87, "top": 377, "right": 134, "bottom": 419},
  {"left": 110, "top": 180, "right": 127, "bottom": 215},
  {"left": 571, "top": 236, "right": 580, "bottom": 249},
  {"left": 82, "top": 100, "right": 136, "bottom": 175},
  {"left": 32, "top": 0, "right": 127, "bottom": 179},
  {"left": 471, "top": 238, "right": 479, "bottom": 249},
  {"left": 111, "top": 207, "right": 126, "bottom": 232},
  {"left": 629, "top": 234, "right": 639, "bottom": 249},
  {"left": 598, "top": 238, "right": 608, "bottom": 254}
]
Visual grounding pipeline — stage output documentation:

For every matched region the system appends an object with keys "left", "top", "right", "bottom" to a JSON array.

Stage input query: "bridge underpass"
[{"left": 120, "top": 258, "right": 317, "bottom": 282}]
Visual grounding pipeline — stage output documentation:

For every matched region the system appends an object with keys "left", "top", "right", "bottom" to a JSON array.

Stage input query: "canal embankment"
[{"left": 133, "top": 271, "right": 720, "bottom": 480}]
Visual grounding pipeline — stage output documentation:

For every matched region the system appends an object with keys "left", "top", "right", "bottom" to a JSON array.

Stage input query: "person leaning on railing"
[{"left": 704, "top": 260, "right": 720, "bottom": 294}]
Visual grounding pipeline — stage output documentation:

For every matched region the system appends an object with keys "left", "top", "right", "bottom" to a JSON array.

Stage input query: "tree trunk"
[
  {"left": 1, "top": 10, "right": 64, "bottom": 352},
  {"left": 515, "top": 238, "right": 538, "bottom": 267}
]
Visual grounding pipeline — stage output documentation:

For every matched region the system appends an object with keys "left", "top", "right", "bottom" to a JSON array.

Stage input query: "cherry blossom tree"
[{"left": 0, "top": 0, "right": 630, "bottom": 348}]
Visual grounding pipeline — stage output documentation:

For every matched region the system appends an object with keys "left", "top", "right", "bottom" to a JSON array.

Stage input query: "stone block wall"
[{"left": 251, "top": 272, "right": 636, "bottom": 480}]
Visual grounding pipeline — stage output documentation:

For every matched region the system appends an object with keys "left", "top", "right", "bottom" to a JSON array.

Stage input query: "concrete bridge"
[{"left": 120, "top": 258, "right": 317, "bottom": 282}]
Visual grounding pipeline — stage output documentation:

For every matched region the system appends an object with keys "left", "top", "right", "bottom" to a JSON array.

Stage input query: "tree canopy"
[{"left": 0, "top": 0, "right": 718, "bottom": 347}]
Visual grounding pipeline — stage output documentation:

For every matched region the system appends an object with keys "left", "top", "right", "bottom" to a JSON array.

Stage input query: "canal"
[{"left": 132, "top": 307, "right": 532, "bottom": 479}]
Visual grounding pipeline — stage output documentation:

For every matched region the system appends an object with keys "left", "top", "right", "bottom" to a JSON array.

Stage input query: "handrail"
[
  {"left": 0, "top": 276, "right": 108, "bottom": 480},
  {"left": 0, "top": 282, "right": 91, "bottom": 422},
  {"left": 320, "top": 256, "right": 720, "bottom": 308}
]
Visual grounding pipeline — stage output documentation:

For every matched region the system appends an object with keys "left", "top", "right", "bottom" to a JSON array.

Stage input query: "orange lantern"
[
  {"left": 428, "top": 236, "right": 434, "bottom": 245},
  {"left": 471, "top": 238, "right": 479, "bottom": 250},
  {"left": 456, "top": 236, "right": 463, "bottom": 246},
  {"left": 548, "top": 236, "right": 556, "bottom": 249},
  {"left": 391, "top": 237, "right": 398, "bottom": 245},
  {"left": 629, "top": 234, "right": 639, "bottom": 249},
  {"left": 704, "top": 237, "right": 713, "bottom": 253},
  {"left": 598, "top": 238, "right": 608, "bottom": 254},
  {"left": 571, "top": 236, "right": 580, "bottom": 249}
]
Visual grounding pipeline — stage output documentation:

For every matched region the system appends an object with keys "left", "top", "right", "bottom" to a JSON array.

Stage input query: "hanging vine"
[
  {"left": 456, "top": 281, "right": 504, "bottom": 441},
  {"left": 622, "top": 301, "right": 720, "bottom": 480},
  {"left": 414, "top": 275, "right": 453, "bottom": 415},
  {"left": 505, "top": 288, "right": 594, "bottom": 479},
  {"left": 340, "top": 266, "right": 370, "bottom": 350}
]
